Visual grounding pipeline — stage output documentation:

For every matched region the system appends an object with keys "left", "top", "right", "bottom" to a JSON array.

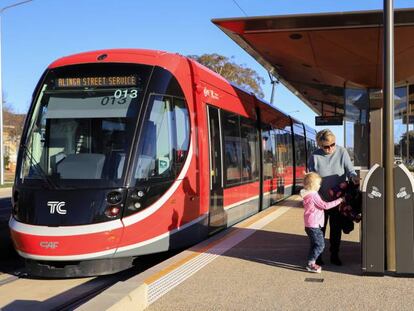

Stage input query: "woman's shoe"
[
  {"left": 330, "top": 254, "right": 342, "bottom": 266},
  {"left": 316, "top": 256, "right": 324, "bottom": 266}
]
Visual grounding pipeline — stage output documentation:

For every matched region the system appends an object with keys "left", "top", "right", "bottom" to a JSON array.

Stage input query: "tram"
[{"left": 9, "top": 49, "right": 316, "bottom": 277}]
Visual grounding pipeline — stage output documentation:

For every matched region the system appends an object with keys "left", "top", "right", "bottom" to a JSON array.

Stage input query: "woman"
[{"left": 308, "top": 129, "right": 359, "bottom": 266}]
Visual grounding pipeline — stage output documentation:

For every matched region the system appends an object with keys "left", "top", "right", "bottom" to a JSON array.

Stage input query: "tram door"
[{"left": 207, "top": 106, "right": 227, "bottom": 234}]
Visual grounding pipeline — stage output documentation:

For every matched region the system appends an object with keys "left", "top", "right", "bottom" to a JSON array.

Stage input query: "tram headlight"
[
  {"left": 125, "top": 187, "right": 148, "bottom": 214},
  {"left": 106, "top": 191, "right": 123, "bottom": 205},
  {"left": 105, "top": 206, "right": 121, "bottom": 218}
]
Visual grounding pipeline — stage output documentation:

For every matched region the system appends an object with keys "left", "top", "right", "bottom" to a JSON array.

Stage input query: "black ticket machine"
[
  {"left": 362, "top": 163, "right": 384, "bottom": 275},
  {"left": 394, "top": 164, "right": 414, "bottom": 274}
]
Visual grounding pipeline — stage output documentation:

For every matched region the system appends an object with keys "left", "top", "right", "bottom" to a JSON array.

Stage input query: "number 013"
[{"left": 114, "top": 89, "right": 138, "bottom": 98}]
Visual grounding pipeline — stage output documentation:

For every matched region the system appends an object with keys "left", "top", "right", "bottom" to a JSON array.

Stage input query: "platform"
[{"left": 80, "top": 196, "right": 414, "bottom": 311}]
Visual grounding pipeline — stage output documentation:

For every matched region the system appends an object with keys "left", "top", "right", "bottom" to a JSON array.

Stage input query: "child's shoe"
[{"left": 306, "top": 262, "right": 322, "bottom": 273}]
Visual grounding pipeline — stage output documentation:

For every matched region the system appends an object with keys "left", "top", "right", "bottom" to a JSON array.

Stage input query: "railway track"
[
  {"left": 50, "top": 274, "right": 128, "bottom": 311},
  {"left": 0, "top": 250, "right": 179, "bottom": 310},
  {"left": 0, "top": 191, "right": 179, "bottom": 310}
]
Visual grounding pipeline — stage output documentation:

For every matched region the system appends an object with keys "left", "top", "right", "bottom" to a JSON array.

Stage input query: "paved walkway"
[{"left": 81, "top": 196, "right": 414, "bottom": 311}]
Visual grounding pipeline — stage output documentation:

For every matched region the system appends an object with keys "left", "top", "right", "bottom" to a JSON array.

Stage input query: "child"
[{"left": 300, "top": 172, "right": 344, "bottom": 273}]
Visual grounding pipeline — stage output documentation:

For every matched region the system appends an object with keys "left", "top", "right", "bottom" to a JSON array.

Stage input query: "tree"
[
  {"left": 3, "top": 103, "right": 25, "bottom": 141},
  {"left": 399, "top": 130, "right": 414, "bottom": 162},
  {"left": 188, "top": 53, "right": 265, "bottom": 98}
]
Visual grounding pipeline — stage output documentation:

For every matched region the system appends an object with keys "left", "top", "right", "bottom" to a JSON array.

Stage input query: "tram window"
[
  {"left": 47, "top": 118, "right": 128, "bottom": 179},
  {"left": 276, "top": 130, "right": 293, "bottom": 168},
  {"left": 222, "top": 111, "right": 242, "bottom": 186},
  {"left": 20, "top": 63, "right": 152, "bottom": 187},
  {"left": 173, "top": 98, "right": 190, "bottom": 172},
  {"left": 306, "top": 137, "right": 316, "bottom": 168},
  {"left": 134, "top": 94, "right": 189, "bottom": 182},
  {"left": 262, "top": 126, "right": 274, "bottom": 180},
  {"left": 286, "top": 132, "right": 294, "bottom": 168},
  {"left": 294, "top": 133, "right": 306, "bottom": 167},
  {"left": 135, "top": 96, "right": 174, "bottom": 181},
  {"left": 240, "top": 117, "right": 259, "bottom": 182},
  {"left": 221, "top": 111, "right": 259, "bottom": 187}
]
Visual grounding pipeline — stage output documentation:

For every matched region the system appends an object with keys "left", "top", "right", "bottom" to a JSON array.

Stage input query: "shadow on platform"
[{"left": 204, "top": 228, "right": 361, "bottom": 276}]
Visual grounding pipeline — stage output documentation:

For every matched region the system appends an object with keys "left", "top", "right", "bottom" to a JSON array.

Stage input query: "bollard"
[
  {"left": 361, "top": 163, "right": 385, "bottom": 275},
  {"left": 394, "top": 164, "right": 414, "bottom": 275}
]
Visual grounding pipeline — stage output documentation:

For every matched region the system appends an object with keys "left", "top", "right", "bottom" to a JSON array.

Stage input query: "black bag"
[{"left": 340, "top": 214, "right": 354, "bottom": 234}]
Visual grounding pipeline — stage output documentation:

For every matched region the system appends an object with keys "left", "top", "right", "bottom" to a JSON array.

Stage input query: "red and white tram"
[{"left": 9, "top": 49, "right": 316, "bottom": 277}]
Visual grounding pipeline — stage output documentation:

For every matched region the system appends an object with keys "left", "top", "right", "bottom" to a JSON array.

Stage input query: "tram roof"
[{"left": 213, "top": 8, "right": 414, "bottom": 116}]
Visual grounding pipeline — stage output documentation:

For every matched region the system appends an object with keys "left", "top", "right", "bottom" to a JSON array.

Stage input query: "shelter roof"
[{"left": 213, "top": 8, "right": 414, "bottom": 115}]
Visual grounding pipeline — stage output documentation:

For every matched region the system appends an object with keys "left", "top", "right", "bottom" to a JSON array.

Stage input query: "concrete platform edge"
[
  {"left": 78, "top": 226, "right": 239, "bottom": 311},
  {"left": 78, "top": 204, "right": 291, "bottom": 311},
  {"left": 106, "top": 282, "right": 148, "bottom": 311}
]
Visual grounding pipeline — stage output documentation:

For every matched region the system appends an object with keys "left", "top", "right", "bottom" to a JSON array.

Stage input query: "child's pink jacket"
[{"left": 300, "top": 189, "right": 342, "bottom": 228}]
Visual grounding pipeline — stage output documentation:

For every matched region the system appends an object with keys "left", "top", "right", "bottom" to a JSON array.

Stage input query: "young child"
[{"left": 300, "top": 172, "right": 344, "bottom": 273}]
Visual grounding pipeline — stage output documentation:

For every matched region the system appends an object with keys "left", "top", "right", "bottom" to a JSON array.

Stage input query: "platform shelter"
[{"left": 213, "top": 7, "right": 414, "bottom": 275}]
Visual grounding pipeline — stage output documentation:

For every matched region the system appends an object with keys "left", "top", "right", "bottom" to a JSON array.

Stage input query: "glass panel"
[
  {"left": 20, "top": 63, "right": 151, "bottom": 188},
  {"left": 240, "top": 117, "right": 259, "bottom": 182},
  {"left": 134, "top": 95, "right": 174, "bottom": 181},
  {"left": 275, "top": 129, "right": 294, "bottom": 194},
  {"left": 293, "top": 124, "right": 306, "bottom": 189},
  {"left": 262, "top": 125, "right": 274, "bottom": 180},
  {"left": 305, "top": 128, "right": 316, "bottom": 168},
  {"left": 222, "top": 111, "right": 242, "bottom": 186},
  {"left": 407, "top": 85, "right": 414, "bottom": 170},
  {"left": 173, "top": 97, "right": 190, "bottom": 174},
  {"left": 394, "top": 86, "right": 408, "bottom": 164},
  {"left": 293, "top": 125, "right": 306, "bottom": 168},
  {"left": 345, "top": 88, "right": 369, "bottom": 167}
]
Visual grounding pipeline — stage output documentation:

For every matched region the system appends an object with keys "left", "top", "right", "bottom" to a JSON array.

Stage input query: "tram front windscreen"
[{"left": 19, "top": 63, "right": 152, "bottom": 189}]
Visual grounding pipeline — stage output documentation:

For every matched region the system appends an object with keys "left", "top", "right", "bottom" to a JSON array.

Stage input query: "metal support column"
[{"left": 383, "top": 0, "right": 396, "bottom": 272}]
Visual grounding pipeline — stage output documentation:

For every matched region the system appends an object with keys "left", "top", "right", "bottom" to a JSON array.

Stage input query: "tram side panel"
[{"left": 197, "top": 77, "right": 261, "bottom": 229}]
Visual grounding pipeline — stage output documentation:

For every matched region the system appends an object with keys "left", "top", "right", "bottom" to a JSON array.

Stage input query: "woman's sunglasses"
[{"left": 322, "top": 142, "right": 336, "bottom": 150}]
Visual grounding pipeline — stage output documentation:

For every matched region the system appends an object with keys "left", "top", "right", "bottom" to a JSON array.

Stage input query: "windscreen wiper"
[{"left": 21, "top": 143, "right": 59, "bottom": 189}]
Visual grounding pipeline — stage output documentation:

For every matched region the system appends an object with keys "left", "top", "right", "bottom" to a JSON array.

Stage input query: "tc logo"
[{"left": 47, "top": 201, "right": 67, "bottom": 215}]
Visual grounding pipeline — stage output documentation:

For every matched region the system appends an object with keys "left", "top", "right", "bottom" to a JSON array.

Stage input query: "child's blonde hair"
[{"left": 303, "top": 172, "right": 322, "bottom": 191}]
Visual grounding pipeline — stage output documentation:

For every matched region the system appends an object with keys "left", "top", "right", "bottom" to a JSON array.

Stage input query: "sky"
[{"left": 2, "top": 0, "right": 414, "bottom": 145}]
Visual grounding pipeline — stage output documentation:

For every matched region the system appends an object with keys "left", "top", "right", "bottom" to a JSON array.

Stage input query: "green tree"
[
  {"left": 3, "top": 103, "right": 25, "bottom": 141},
  {"left": 188, "top": 53, "right": 265, "bottom": 98}
]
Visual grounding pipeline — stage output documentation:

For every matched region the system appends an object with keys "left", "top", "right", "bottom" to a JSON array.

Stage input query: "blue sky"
[{"left": 2, "top": 0, "right": 414, "bottom": 144}]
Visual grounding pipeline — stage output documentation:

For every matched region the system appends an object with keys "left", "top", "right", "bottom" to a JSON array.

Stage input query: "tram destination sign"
[
  {"left": 315, "top": 115, "right": 343, "bottom": 126},
  {"left": 56, "top": 75, "right": 137, "bottom": 88}
]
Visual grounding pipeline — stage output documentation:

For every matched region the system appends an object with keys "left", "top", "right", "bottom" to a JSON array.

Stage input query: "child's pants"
[{"left": 305, "top": 227, "right": 325, "bottom": 263}]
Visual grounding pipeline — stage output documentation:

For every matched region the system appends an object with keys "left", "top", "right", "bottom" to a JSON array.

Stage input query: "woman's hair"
[
  {"left": 316, "top": 129, "right": 335, "bottom": 146},
  {"left": 303, "top": 172, "right": 322, "bottom": 191}
]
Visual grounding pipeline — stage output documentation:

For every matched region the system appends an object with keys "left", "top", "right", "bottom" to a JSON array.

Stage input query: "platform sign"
[
  {"left": 394, "top": 164, "right": 414, "bottom": 274},
  {"left": 362, "top": 163, "right": 384, "bottom": 275},
  {"left": 315, "top": 116, "right": 343, "bottom": 126}
]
